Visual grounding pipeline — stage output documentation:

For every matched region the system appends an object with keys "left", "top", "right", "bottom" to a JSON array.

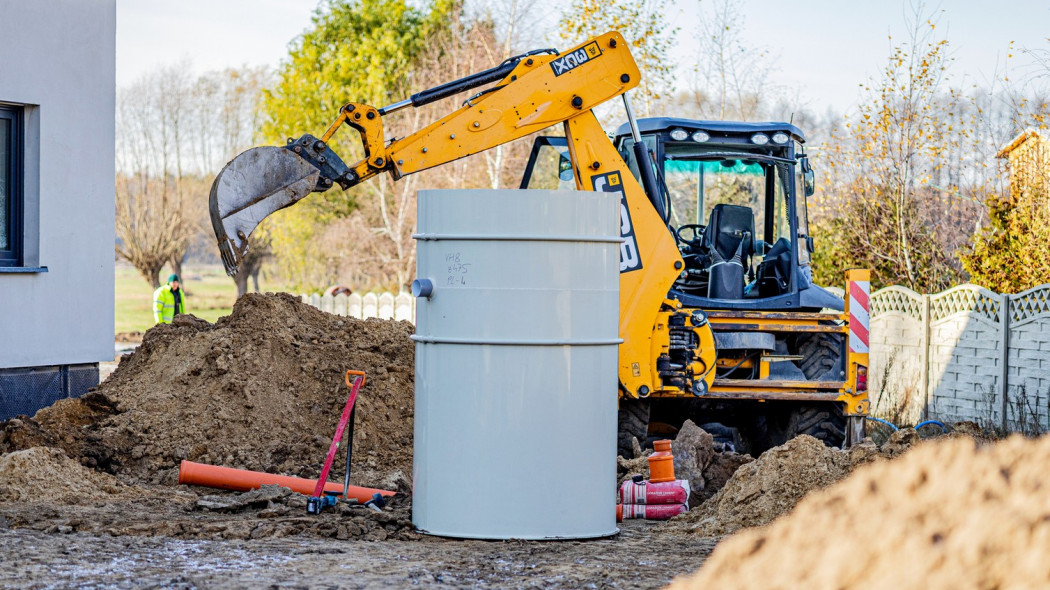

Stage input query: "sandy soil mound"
[
  {"left": 669, "top": 434, "right": 1050, "bottom": 590},
  {"left": 670, "top": 435, "right": 870, "bottom": 536},
  {"left": 0, "top": 447, "right": 133, "bottom": 503},
  {"left": 0, "top": 293, "right": 415, "bottom": 490}
]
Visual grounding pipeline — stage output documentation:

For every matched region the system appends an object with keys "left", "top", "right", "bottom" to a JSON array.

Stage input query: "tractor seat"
[{"left": 703, "top": 204, "right": 755, "bottom": 299}]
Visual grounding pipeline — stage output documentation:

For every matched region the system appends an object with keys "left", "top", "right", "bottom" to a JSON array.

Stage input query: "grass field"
[{"left": 115, "top": 264, "right": 278, "bottom": 334}]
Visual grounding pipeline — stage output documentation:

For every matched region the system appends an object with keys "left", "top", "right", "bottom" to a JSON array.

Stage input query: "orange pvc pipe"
[{"left": 178, "top": 460, "right": 395, "bottom": 502}]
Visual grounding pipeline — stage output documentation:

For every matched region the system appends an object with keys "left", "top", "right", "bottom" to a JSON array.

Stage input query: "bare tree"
[
  {"left": 115, "top": 68, "right": 197, "bottom": 288},
  {"left": 689, "top": 0, "right": 777, "bottom": 121},
  {"left": 815, "top": 2, "right": 979, "bottom": 291},
  {"left": 233, "top": 234, "right": 272, "bottom": 297},
  {"left": 115, "top": 64, "right": 269, "bottom": 290},
  {"left": 115, "top": 175, "right": 189, "bottom": 288}
]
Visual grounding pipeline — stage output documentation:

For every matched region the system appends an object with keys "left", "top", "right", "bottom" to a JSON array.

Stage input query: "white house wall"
[{"left": 0, "top": 0, "right": 115, "bottom": 368}]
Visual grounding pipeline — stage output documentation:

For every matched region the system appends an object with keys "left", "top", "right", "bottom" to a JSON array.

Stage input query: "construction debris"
[
  {"left": 616, "top": 421, "right": 754, "bottom": 507},
  {"left": 194, "top": 484, "right": 293, "bottom": 512},
  {"left": 668, "top": 434, "right": 1050, "bottom": 589},
  {"left": 671, "top": 420, "right": 754, "bottom": 506}
]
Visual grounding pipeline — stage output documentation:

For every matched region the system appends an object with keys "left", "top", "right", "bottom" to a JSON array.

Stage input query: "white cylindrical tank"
[{"left": 411, "top": 188, "right": 621, "bottom": 540}]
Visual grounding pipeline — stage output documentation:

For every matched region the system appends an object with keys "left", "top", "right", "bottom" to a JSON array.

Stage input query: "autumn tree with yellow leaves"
[
  {"left": 812, "top": 5, "right": 982, "bottom": 292},
  {"left": 559, "top": 0, "right": 678, "bottom": 113},
  {"left": 260, "top": 0, "right": 529, "bottom": 291}
]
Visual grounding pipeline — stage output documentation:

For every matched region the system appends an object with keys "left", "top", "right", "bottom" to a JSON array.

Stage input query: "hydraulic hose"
[
  {"left": 865, "top": 416, "right": 899, "bottom": 432},
  {"left": 915, "top": 420, "right": 948, "bottom": 433}
]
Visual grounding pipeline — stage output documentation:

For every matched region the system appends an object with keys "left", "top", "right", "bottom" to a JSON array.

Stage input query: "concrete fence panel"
[
  {"left": 1006, "top": 284, "right": 1050, "bottom": 431},
  {"left": 301, "top": 291, "right": 415, "bottom": 322},
  {"left": 378, "top": 293, "right": 395, "bottom": 320},
  {"left": 333, "top": 293, "right": 348, "bottom": 316},
  {"left": 869, "top": 286, "right": 926, "bottom": 423}
]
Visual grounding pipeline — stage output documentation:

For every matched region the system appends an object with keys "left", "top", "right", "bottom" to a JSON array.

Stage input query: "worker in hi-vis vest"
[{"left": 153, "top": 273, "right": 187, "bottom": 324}]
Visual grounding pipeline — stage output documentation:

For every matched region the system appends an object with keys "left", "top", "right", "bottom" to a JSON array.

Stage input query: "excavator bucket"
[{"left": 209, "top": 146, "right": 321, "bottom": 275}]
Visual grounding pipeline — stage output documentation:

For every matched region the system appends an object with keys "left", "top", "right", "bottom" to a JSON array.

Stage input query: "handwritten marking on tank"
[{"left": 445, "top": 251, "right": 471, "bottom": 286}]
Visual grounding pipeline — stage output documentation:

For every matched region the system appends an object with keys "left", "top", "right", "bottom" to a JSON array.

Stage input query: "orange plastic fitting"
[
  {"left": 648, "top": 439, "right": 675, "bottom": 483},
  {"left": 177, "top": 460, "right": 395, "bottom": 502}
]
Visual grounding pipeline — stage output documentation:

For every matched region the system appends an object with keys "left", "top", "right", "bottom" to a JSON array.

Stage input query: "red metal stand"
[{"left": 311, "top": 370, "right": 366, "bottom": 500}]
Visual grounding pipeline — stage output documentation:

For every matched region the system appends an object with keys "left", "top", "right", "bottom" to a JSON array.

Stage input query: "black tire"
[
  {"left": 754, "top": 402, "right": 848, "bottom": 451},
  {"left": 797, "top": 332, "right": 845, "bottom": 381},
  {"left": 617, "top": 397, "right": 650, "bottom": 458},
  {"left": 785, "top": 403, "right": 847, "bottom": 448},
  {"left": 699, "top": 422, "right": 745, "bottom": 453},
  {"left": 793, "top": 332, "right": 848, "bottom": 447}
]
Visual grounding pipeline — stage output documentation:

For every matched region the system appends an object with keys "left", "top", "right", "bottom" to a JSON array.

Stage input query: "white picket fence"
[{"left": 299, "top": 292, "right": 416, "bottom": 323}]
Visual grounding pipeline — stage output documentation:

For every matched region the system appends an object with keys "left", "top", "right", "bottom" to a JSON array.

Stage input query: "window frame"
[{"left": 0, "top": 105, "right": 23, "bottom": 267}]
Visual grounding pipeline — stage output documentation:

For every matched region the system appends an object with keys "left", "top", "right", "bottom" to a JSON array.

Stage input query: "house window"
[{"left": 0, "top": 105, "right": 22, "bottom": 267}]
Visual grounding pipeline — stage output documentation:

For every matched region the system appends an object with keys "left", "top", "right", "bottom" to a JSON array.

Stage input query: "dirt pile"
[
  {"left": 668, "top": 434, "right": 1050, "bottom": 590},
  {"left": 0, "top": 293, "right": 415, "bottom": 490},
  {"left": 671, "top": 435, "right": 875, "bottom": 536},
  {"left": 0, "top": 447, "right": 134, "bottom": 503},
  {"left": 880, "top": 426, "right": 920, "bottom": 457}
]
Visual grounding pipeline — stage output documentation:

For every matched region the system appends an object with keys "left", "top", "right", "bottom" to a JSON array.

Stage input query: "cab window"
[{"left": 520, "top": 136, "right": 576, "bottom": 190}]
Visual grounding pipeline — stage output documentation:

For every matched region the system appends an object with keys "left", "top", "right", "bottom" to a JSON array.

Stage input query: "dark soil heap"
[{"left": 0, "top": 293, "right": 415, "bottom": 490}]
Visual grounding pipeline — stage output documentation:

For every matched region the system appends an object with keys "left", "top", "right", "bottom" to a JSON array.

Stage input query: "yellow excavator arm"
[{"left": 209, "top": 31, "right": 717, "bottom": 400}]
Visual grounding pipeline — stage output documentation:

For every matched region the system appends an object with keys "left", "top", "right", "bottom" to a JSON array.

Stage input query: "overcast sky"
[{"left": 116, "top": 0, "right": 1050, "bottom": 115}]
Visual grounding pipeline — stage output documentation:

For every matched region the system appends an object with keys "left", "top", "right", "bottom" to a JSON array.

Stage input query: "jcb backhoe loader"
[{"left": 209, "top": 31, "right": 870, "bottom": 455}]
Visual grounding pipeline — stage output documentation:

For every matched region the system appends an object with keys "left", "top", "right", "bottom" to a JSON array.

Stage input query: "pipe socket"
[{"left": 411, "top": 278, "right": 434, "bottom": 298}]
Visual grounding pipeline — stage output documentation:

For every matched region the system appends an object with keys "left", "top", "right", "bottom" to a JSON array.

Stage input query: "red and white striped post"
[
  {"left": 847, "top": 270, "right": 870, "bottom": 356},
  {"left": 844, "top": 269, "right": 871, "bottom": 444}
]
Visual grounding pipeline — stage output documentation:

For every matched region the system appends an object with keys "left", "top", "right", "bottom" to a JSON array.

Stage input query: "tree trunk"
[
  {"left": 234, "top": 271, "right": 249, "bottom": 298},
  {"left": 141, "top": 263, "right": 163, "bottom": 290},
  {"left": 169, "top": 254, "right": 184, "bottom": 282},
  {"left": 234, "top": 240, "right": 268, "bottom": 297}
]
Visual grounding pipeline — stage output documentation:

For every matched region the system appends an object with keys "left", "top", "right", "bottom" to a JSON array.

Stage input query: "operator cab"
[{"left": 520, "top": 118, "right": 842, "bottom": 312}]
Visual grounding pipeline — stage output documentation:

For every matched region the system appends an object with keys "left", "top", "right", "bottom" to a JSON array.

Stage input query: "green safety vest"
[{"left": 153, "top": 284, "right": 187, "bottom": 324}]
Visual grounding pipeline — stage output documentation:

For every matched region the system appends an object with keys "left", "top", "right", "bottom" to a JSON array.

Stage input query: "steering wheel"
[{"left": 676, "top": 224, "right": 707, "bottom": 249}]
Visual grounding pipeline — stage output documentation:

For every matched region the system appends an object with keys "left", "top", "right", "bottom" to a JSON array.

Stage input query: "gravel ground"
[{"left": 0, "top": 522, "right": 715, "bottom": 589}]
